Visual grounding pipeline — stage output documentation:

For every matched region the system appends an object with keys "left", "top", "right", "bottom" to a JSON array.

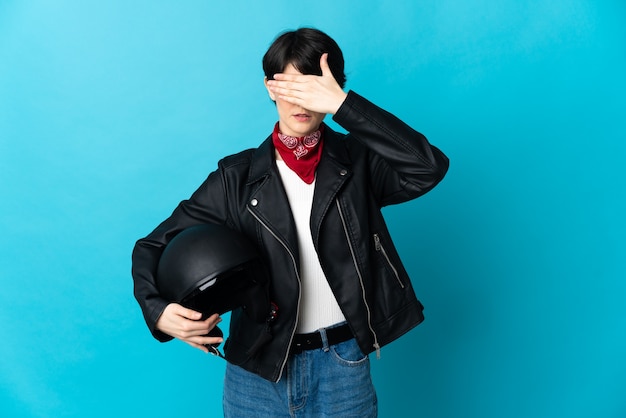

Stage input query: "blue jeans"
[{"left": 223, "top": 329, "right": 377, "bottom": 417}]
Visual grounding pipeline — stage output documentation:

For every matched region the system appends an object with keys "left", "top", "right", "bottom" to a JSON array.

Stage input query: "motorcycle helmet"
[{"left": 156, "top": 223, "right": 270, "bottom": 324}]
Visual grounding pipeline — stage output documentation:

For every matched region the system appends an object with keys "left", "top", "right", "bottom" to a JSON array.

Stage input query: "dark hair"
[{"left": 263, "top": 28, "right": 346, "bottom": 88}]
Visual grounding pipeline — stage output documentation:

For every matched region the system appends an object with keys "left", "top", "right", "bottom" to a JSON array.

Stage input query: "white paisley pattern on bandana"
[{"left": 277, "top": 130, "right": 322, "bottom": 160}]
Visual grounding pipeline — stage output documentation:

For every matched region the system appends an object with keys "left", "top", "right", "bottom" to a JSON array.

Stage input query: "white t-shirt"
[{"left": 275, "top": 159, "right": 347, "bottom": 333}]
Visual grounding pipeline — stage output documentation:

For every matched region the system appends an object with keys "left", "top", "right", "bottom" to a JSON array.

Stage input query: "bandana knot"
[{"left": 277, "top": 129, "right": 322, "bottom": 160}]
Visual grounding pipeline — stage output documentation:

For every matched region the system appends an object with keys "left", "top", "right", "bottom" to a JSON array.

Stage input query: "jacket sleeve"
[
  {"left": 332, "top": 90, "right": 449, "bottom": 206},
  {"left": 131, "top": 168, "right": 229, "bottom": 341}
]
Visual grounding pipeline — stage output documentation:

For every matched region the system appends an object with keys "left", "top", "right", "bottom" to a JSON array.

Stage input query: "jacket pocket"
[
  {"left": 223, "top": 308, "right": 272, "bottom": 366},
  {"left": 373, "top": 233, "right": 405, "bottom": 289}
]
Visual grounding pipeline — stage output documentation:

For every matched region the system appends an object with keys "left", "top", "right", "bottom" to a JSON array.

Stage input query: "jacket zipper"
[
  {"left": 335, "top": 199, "right": 381, "bottom": 359},
  {"left": 373, "top": 233, "right": 405, "bottom": 289},
  {"left": 247, "top": 206, "right": 301, "bottom": 382}
]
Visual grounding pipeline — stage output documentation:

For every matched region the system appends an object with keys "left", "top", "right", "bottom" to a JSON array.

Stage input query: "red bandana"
[{"left": 272, "top": 122, "right": 324, "bottom": 184}]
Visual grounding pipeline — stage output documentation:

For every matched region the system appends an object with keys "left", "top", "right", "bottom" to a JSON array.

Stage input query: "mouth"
[{"left": 293, "top": 113, "right": 311, "bottom": 122}]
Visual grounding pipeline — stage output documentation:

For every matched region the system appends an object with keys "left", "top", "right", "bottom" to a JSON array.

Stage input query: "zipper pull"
[
  {"left": 374, "top": 342, "right": 381, "bottom": 360},
  {"left": 373, "top": 233, "right": 381, "bottom": 251}
]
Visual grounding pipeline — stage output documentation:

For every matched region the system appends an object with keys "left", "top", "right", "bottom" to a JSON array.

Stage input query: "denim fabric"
[{"left": 223, "top": 330, "right": 377, "bottom": 417}]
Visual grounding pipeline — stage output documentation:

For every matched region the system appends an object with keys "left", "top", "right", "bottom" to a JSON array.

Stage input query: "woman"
[{"left": 132, "top": 27, "right": 449, "bottom": 417}]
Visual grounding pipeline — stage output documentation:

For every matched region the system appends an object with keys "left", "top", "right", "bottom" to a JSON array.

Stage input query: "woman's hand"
[
  {"left": 156, "top": 303, "right": 223, "bottom": 354},
  {"left": 266, "top": 53, "right": 347, "bottom": 115}
]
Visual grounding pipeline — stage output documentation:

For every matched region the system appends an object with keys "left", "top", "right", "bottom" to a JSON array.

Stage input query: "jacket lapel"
[
  {"left": 247, "top": 136, "right": 300, "bottom": 260},
  {"left": 310, "top": 125, "right": 352, "bottom": 243}
]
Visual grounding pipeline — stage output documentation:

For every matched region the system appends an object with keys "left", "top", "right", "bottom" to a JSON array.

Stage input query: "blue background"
[{"left": 1, "top": 1, "right": 624, "bottom": 417}]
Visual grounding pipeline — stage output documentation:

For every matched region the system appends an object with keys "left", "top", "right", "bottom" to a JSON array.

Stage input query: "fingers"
[
  {"left": 178, "top": 316, "right": 225, "bottom": 354},
  {"left": 156, "top": 303, "right": 223, "bottom": 346},
  {"left": 266, "top": 76, "right": 307, "bottom": 106},
  {"left": 271, "top": 74, "right": 310, "bottom": 86},
  {"left": 184, "top": 333, "right": 225, "bottom": 354},
  {"left": 178, "top": 313, "right": 222, "bottom": 339},
  {"left": 168, "top": 303, "right": 203, "bottom": 321},
  {"left": 183, "top": 315, "right": 224, "bottom": 354},
  {"left": 320, "top": 52, "right": 331, "bottom": 76},
  {"left": 187, "top": 341, "right": 210, "bottom": 354}
]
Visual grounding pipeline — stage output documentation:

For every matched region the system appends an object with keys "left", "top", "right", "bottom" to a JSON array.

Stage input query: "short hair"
[{"left": 263, "top": 28, "right": 346, "bottom": 88}]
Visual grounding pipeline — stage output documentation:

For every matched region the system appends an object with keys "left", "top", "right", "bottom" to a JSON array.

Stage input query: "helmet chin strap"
[
  {"left": 207, "top": 345, "right": 225, "bottom": 359},
  {"left": 204, "top": 326, "right": 225, "bottom": 358}
]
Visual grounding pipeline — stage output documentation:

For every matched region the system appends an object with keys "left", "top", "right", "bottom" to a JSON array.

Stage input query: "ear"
[{"left": 264, "top": 77, "right": 277, "bottom": 101}]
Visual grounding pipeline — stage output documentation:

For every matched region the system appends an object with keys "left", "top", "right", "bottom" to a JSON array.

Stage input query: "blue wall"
[{"left": 1, "top": 1, "right": 624, "bottom": 417}]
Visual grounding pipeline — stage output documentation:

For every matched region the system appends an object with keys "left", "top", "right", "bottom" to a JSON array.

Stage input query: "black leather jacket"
[{"left": 132, "top": 91, "right": 449, "bottom": 382}]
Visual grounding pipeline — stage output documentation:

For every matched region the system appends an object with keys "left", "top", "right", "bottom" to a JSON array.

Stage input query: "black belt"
[{"left": 290, "top": 324, "right": 353, "bottom": 355}]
